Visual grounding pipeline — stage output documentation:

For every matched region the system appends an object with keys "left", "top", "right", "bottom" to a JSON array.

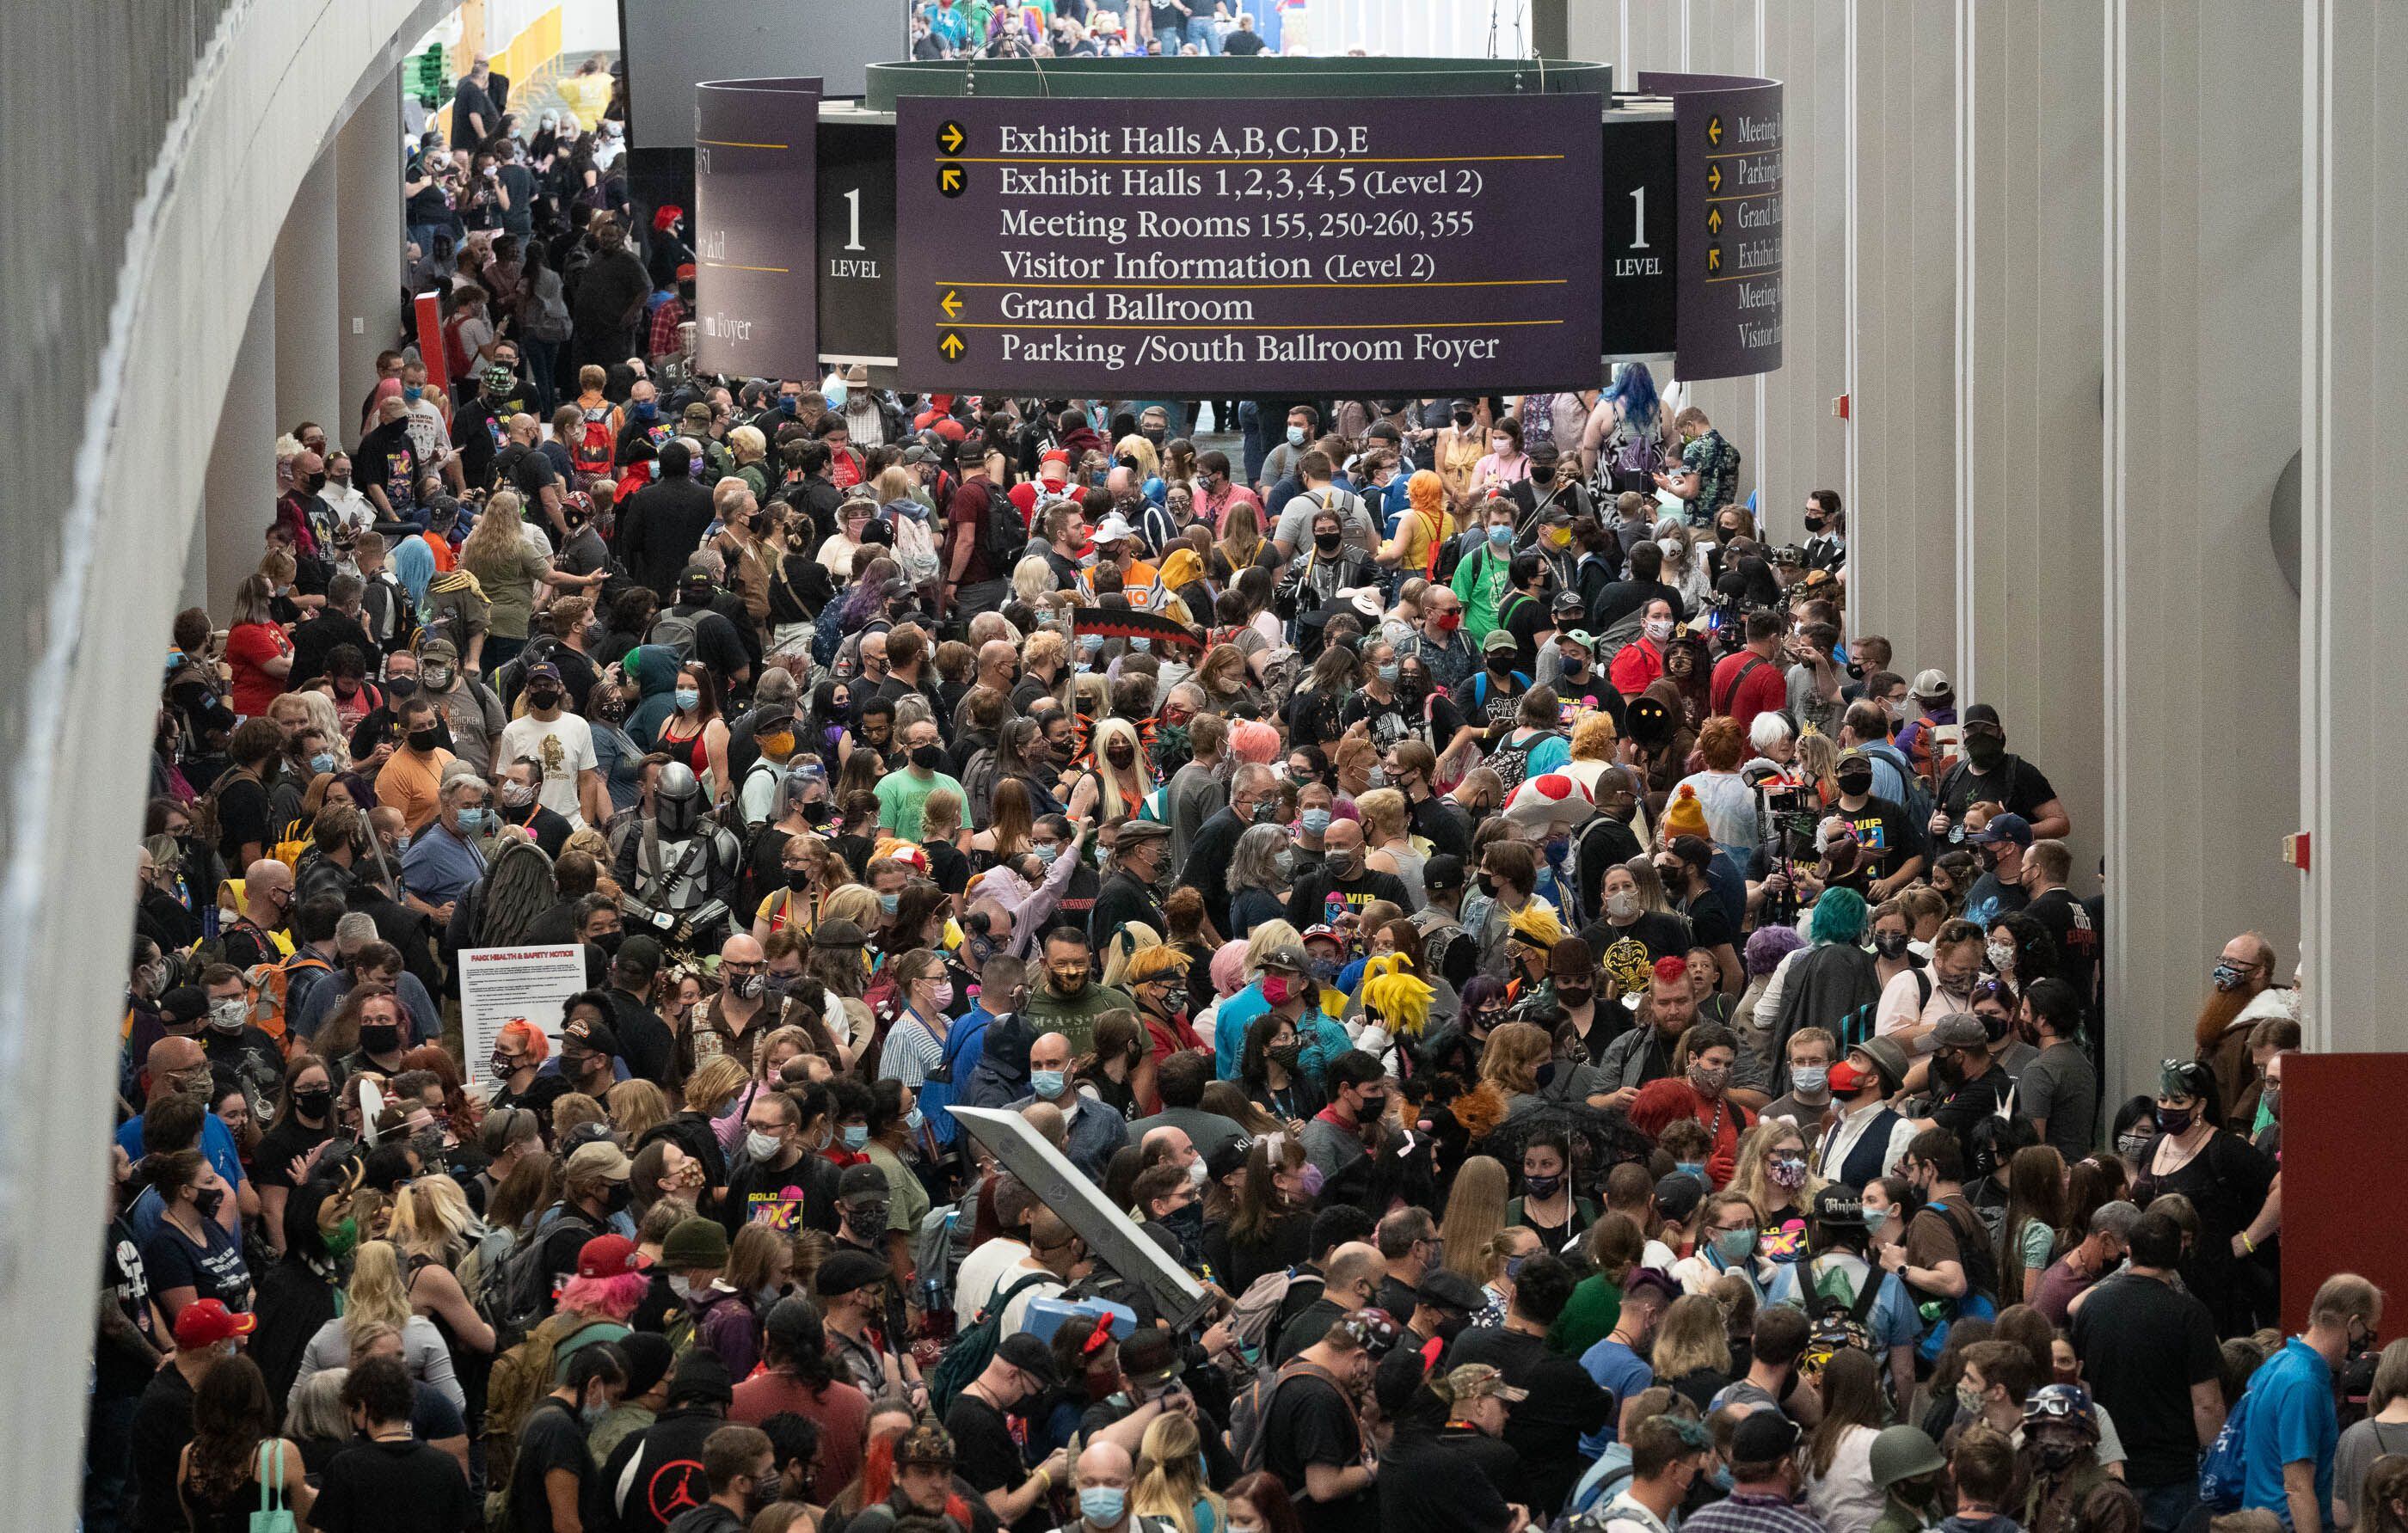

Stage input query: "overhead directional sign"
[
  {"left": 692, "top": 77, "right": 820, "bottom": 380},
  {"left": 1642, "top": 71, "right": 1784, "bottom": 380},
  {"left": 893, "top": 94, "right": 1605, "bottom": 393}
]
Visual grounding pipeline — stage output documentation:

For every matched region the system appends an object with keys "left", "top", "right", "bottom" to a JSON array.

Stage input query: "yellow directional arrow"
[
  {"left": 938, "top": 162, "right": 965, "bottom": 196},
  {"left": 1707, "top": 162, "right": 1723, "bottom": 193},
  {"left": 1707, "top": 245, "right": 1723, "bottom": 273},
  {"left": 1706, "top": 206, "right": 1724, "bottom": 235},
  {"left": 938, "top": 120, "right": 966, "bottom": 154},
  {"left": 940, "top": 289, "right": 963, "bottom": 318},
  {"left": 938, "top": 331, "right": 967, "bottom": 360},
  {"left": 1708, "top": 113, "right": 1723, "bottom": 145}
]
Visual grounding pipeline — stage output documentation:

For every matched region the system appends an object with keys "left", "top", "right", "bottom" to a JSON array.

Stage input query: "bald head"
[
  {"left": 508, "top": 412, "right": 541, "bottom": 444},
  {"left": 1076, "top": 1440, "right": 1134, "bottom": 1491},
  {"left": 149, "top": 1035, "right": 204, "bottom": 1076},
  {"left": 1324, "top": 1241, "right": 1384, "bottom": 1306},
  {"left": 1021, "top": 1100, "right": 1067, "bottom": 1148},
  {"left": 720, "top": 933, "right": 765, "bottom": 966},
  {"left": 978, "top": 640, "right": 1018, "bottom": 679}
]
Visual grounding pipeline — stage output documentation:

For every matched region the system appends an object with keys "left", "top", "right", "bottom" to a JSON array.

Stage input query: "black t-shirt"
[
  {"left": 943, "top": 1392, "right": 1028, "bottom": 1507},
  {"left": 1930, "top": 1064, "right": 2011, "bottom": 1167},
  {"left": 130, "top": 1364, "right": 197, "bottom": 1533},
  {"left": 213, "top": 770, "right": 271, "bottom": 865},
  {"left": 1379, "top": 1429, "right": 1517, "bottom": 1533},
  {"left": 1223, "top": 28, "right": 1268, "bottom": 53},
  {"left": 1450, "top": 668, "right": 1526, "bottom": 739},
  {"left": 98, "top": 1215, "right": 163, "bottom": 1397},
  {"left": 1272, "top": 1296, "right": 1348, "bottom": 1367},
  {"left": 664, "top": 604, "right": 752, "bottom": 690},
  {"left": 1590, "top": 577, "right": 1686, "bottom": 631},
  {"left": 1833, "top": 794, "right": 1931, "bottom": 874},
  {"left": 1580, "top": 910, "right": 1695, "bottom": 996},
  {"left": 1287, "top": 867, "right": 1415, "bottom": 929},
  {"left": 1499, "top": 592, "right": 1550, "bottom": 673},
  {"left": 310, "top": 1438, "right": 474, "bottom": 1533},
  {"left": 250, "top": 1116, "right": 335, "bottom": 1193},
  {"left": 1262, "top": 1370, "right": 1377, "bottom": 1533},
  {"left": 292, "top": 609, "right": 378, "bottom": 684},
  {"left": 2024, "top": 887, "right": 2100, "bottom": 1014},
  {"left": 2070, "top": 1272, "right": 2223, "bottom": 1485},
  {"left": 1441, "top": 1326, "right": 1613, "bottom": 1516},
  {"left": 1339, "top": 689, "right": 1416, "bottom": 752},
  {"left": 1937, "top": 753, "right": 2058, "bottom": 831},
  {"left": 509, "top": 1399, "right": 595, "bottom": 1533},
  {"left": 354, "top": 421, "right": 421, "bottom": 515}
]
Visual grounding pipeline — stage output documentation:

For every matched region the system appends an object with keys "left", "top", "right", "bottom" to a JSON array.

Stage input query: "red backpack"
[{"left": 571, "top": 403, "right": 617, "bottom": 477}]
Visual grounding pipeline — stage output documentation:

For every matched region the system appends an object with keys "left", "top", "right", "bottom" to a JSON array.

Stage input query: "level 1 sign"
[
  {"left": 693, "top": 77, "right": 820, "bottom": 380},
  {"left": 894, "top": 94, "right": 1604, "bottom": 394},
  {"left": 1642, "top": 71, "right": 1782, "bottom": 380}
]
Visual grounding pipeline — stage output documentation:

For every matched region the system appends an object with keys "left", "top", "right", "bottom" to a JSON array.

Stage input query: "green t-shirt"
[
  {"left": 874, "top": 768, "right": 965, "bottom": 839},
  {"left": 1549, "top": 1272, "right": 1625, "bottom": 1358}
]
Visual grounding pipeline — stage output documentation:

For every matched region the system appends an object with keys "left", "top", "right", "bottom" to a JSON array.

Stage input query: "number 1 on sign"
[
  {"left": 1629, "top": 187, "right": 1649, "bottom": 249},
  {"left": 842, "top": 187, "right": 866, "bottom": 253}
]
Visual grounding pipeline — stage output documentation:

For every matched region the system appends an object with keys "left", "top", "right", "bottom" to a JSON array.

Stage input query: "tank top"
[
  {"left": 658, "top": 718, "right": 713, "bottom": 776},
  {"left": 180, "top": 1441, "right": 287, "bottom": 1533}
]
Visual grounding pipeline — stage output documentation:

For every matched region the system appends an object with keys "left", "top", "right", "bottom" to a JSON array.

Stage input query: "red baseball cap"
[
  {"left": 577, "top": 1234, "right": 644, "bottom": 1279},
  {"left": 173, "top": 1298, "right": 256, "bottom": 1350}
]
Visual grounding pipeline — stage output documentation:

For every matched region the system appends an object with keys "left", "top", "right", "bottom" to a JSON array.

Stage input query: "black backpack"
[
  {"left": 927, "top": 1270, "right": 1056, "bottom": 1415},
  {"left": 978, "top": 481, "right": 1026, "bottom": 573}
]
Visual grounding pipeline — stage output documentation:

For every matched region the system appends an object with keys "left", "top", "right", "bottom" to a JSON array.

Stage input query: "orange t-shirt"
[
  {"left": 375, "top": 746, "right": 455, "bottom": 831},
  {"left": 418, "top": 530, "right": 455, "bottom": 573}
]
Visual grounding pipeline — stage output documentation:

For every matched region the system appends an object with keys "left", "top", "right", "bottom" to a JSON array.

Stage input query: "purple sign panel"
[
  {"left": 693, "top": 77, "right": 820, "bottom": 380},
  {"left": 894, "top": 94, "right": 1603, "bottom": 394},
  {"left": 1642, "top": 71, "right": 1783, "bottom": 380}
]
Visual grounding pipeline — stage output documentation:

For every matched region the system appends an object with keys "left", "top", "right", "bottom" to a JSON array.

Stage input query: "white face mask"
[{"left": 746, "top": 1129, "right": 784, "bottom": 1162}]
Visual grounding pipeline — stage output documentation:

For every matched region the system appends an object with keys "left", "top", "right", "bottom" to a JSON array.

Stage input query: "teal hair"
[{"left": 1810, "top": 887, "right": 1870, "bottom": 946}]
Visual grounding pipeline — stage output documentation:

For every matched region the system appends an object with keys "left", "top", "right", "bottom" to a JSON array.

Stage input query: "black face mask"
[
  {"left": 526, "top": 686, "right": 562, "bottom": 709},
  {"left": 910, "top": 743, "right": 944, "bottom": 770},
  {"left": 1453, "top": 414, "right": 1473, "bottom": 429},
  {"left": 292, "top": 1088, "right": 333, "bottom": 1119},
  {"left": 603, "top": 1181, "right": 633, "bottom": 1214},
  {"left": 360, "top": 1024, "right": 402, "bottom": 1056},
  {"left": 1532, "top": 464, "right": 1556, "bottom": 484},
  {"left": 1313, "top": 531, "right": 1342, "bottom": 554},
  {"left": 1836, "top": 771, "right": 1874, "bottom": 797},
  {"left": 408, "top": 727, "right": 443, "bottom": 752},
  {"left": 1477, "top": 872, "right": 1500, "bottom": 898},
  {"left": 1804, "top": 515, "right": 1826, "bottom": 533},
  {"left": 1487, "top": 654, "right": 1514, "bottom": 675}
]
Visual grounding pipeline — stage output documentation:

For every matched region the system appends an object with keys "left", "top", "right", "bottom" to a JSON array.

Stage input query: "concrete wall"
[
  {"left": 2103, "top": 0, "right": 2302, "bottom": 1090},
  {"left": 2, "top": 0, "right": 445, "bottom": 1520}
]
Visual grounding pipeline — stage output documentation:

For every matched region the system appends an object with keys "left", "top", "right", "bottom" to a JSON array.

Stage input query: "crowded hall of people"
[{"left": 55, "top": 12, "right": 2391, "bottom": 1533}]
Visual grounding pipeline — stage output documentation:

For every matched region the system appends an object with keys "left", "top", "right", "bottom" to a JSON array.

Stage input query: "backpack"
[
  {"left": 1230, "top": 1358, "right": 1346, "bottom": 1475},
  {"left": 1797, "top": 1258, "right": 1888, "bottom": 1382},
  {"left": 485, "top": 1324, "right": 608, "bottom": 1500},
  {"left": 1836, "top": 969, "right": 1927, "bottom": 1055},
  {"left": 2198, "top": 1385, "right": 2254, "bottom": 1511},
  {"left": 1910, "top": 1199, "right": 2001, "bottom": 1363},
  {"left": 979, "top": 481, "right": 1026, "bottom": 573},
  {"left": 571, "top": 405, "right": 617, "bottom": 477},
  {"left": 1225, "top": 1266, "right": 1322, "bottom": 1364},
  {"left": 927, "top": 1270, "right": 1058, "bottom": 1415},
  {"left": 1487, "top": 727, "right": 1558, "bottom": 794},
  {"left": 1859, "top": 740, "right": 1934, "bottom": 825},
  {"left": 1570, "top": 1453, "right": 1640, "bottom": 1517},
  {"left": 913, "top": 1205, "right": 958, "bottom": 1313},
  {"left": 244, "top": 952, "right": 332, "bottom": 1048},
  {"left": 919, "top": 1014, "right": 983, "bottom": 1148},
  {"left": 648, "top": 608, "right": 702, "bottom": 665},
  {"left": 482, "top": 1205, "right": 591, "bottom": 1351}
]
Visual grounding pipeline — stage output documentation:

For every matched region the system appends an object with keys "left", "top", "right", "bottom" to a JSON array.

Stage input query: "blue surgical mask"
[
  {"left": 1675, "top": 1160, "right": 1706, "bottom": 1183},
  {"left": 1377, "top": 665, "right": 1400, "bottom": 685},
  {"left": 456, "top": 806, "right": 491, "bottom": 833},
  {"left": 1130, "top": 637, "right": 1151, "bottom": 653},
  {"left": 1864, "top": 1205, "right": 1892, "bottom": 1235},
  {"left": 1079, "top": 1488, "right": 1127, "bottom": 1527},
  {"left": 1081, "top": 634, "right": 1106, "bottom": 653},
  {"left": 841, "top": 1124, "right": 869, "bottom": 1150},
  {"left": 310, "top": 751, "right": 337, "bottom": 776},
  {"left": 1301, "top": 808, "right": 1331, "bottom": 836},
  {"left": 906, "top": 1107, "right": 924, "bottom": 1131},
  {"left": 880, "top": 892, "right": 900, "bottom": 914},
  {"left": 1712, "top": 1227, "right": 1757, "bottom": 1265},
  {"left": 1287, "top": 426, "right": 1306, "bottom": 447},
  {"left": 1488, "top": 525, "right": 1513, "bottom": 546},
  {"left": 1792, "top": 1065, "right": 1829, "bottom": 1095},
  {"left": 1033, "top": 843, "right": 1060, "bottom": 866},
  {"left": 673, "top": 688, "right": 702, "bottom": 712},
  {"left": 402, "top": 385, "right": 422, "bottom": 403},
  {"left": 634, "top": 400, "right": 657, "bottom": 420},
  {"left": 1032, "top": 1069, "right": 1067, "bottom": 1099}
]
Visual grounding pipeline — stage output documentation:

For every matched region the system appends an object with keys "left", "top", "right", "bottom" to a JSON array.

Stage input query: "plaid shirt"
[
  {"left": 1683, "top": 1491, "right": 1827, "bottom": 1533},
  {"left": 647, "top": 297, "right": 688, "bottom": 358}
]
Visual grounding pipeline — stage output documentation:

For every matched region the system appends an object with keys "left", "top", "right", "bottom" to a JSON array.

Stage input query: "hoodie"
[{"left": 624, "top": 644, "right": 684, "bottom": 751}]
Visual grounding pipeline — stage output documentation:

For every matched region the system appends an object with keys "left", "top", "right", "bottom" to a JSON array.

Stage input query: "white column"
[
  {"left": 2299, "top": 0, "right": 2405, "bottom": 1051},
  {"left": 2103, "top": 0, "right": 2301, "bottom": 1097},
  {"left": 1843, "top": 0, "right": 1959, "bottom": 681},
  {"left": 335, "top": 68, "right": 405, "bottom": 437},
  {"left": 201, "top": 267, "right": 278, "bottom": 621},
  {"left": 273, "top": 147, "right": 343, "bottom": 438},
  {"left": 1956, "top": 1, "right": 2107, "bottom": 891}
]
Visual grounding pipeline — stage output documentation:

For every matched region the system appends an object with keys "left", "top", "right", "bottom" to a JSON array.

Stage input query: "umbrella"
[
  {"left": 1474, "top": 1092, "right": 1657, "bottom": 1197},
  {"left": 1073, "top": 604, "right": 1206, "bottom": 653}
]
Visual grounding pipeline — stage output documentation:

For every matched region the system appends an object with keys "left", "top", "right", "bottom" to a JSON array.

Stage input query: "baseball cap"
[
  {"left": 814, "top": 1248, "right": 889, "bottom": 1297},
  {"left": 1422, "top": 854, "right": 1465, "bottom": 893},
  {"left": 1093, "top": 513, "right": 1136, "bottom": 544},
  {"left": 1932, "top": 1014, "right": 1991, "bottom": 1050},
  {"left": 1910, "top": 668, "right": 1953, "bottom": 701},
  {"left": 995, "top": 1331, "right": 1063, "bottom": 1390},
  {"left": 613, "top": 933, "right": 665, "bottom": 977},
  {"left": 1969, "top": 812, "right": 2031, "bottom": 848},
  {"left": 157, "top": 986, "right": 210, "bottom": 1029},
  {"left": 561, "top": 1015, "right": 621, "bottom": 1058},
  {"left": 660, "top": 1217, "right": 731, "bottom": 1272},
  {"left": 1655, "top": 1172, "right": 1705, "bottom": 1223},
  {"left": 1963, "top": 703, "right": 2003, "bottom": 730},
  {"left": 1415, "top": 1267, "right": 1486, "bottom": 1315},
  {"left": 838, "top": 1163, "right": 891, "bottom": 1203},
  {"left": 902, "top": 442, "right": 937, "bottom": 465},
  {"left": 1482, "top": 629, "right": 1520, "bottom": 654},
  {"left": 681, "top": 401, "right": 711, "bottom": 426},
  {"left": 1259, "top": 942, "right": 1310, "bottom": 973},
  {"left": 1206, "top": 1136, "right": 1253, "bottom": 1182},
  {"left": 1118, "top": 1327, "right": 1182, "bottom": 1389},
  {"left": 526, "top": 660, "right": 562, "bottom": 684},
  {"left": 1811, "top": 1185, "right": 1867, "bottom": 1229},
  {"left": 575, "top": 1233, "right": 642, "bottom": 1279},
  {"left": 1301, "top": 923, "right": 1343, "bottom": 947},
  {"left": 566, "top": 1140, "right": 633, "bottom": 1181},
  {"left": 814, "top": 917, "right": 869, "bottom": 949},
  {"left": 1441, "top": 1363, "right": 1528, "bottom": 1405},
  {"left": 1732, "top": 1409, "right": 1803, "bottom": 1462},
  {"left": 172, "top": 1298, "right": 256, "bottom": 1350}
]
